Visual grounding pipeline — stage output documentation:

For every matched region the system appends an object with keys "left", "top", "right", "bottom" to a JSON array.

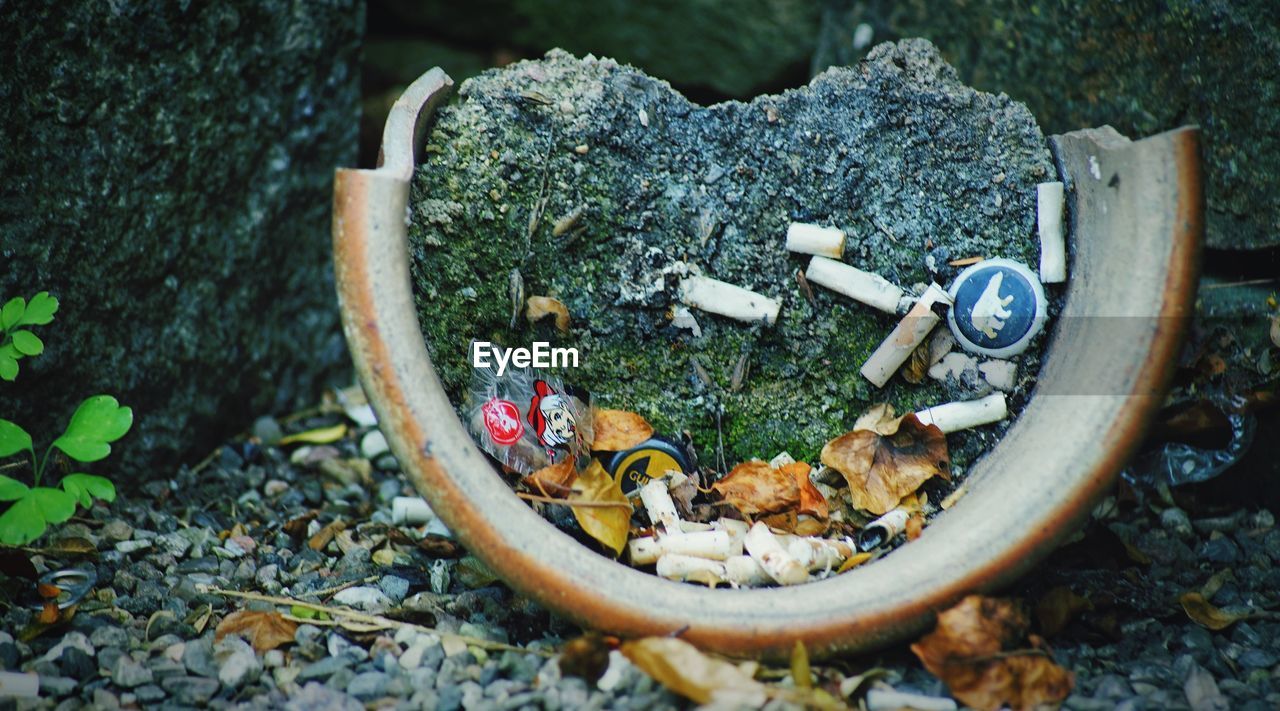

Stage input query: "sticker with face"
[{"left": 528, "top": 379, "right": 577, "bottom": 460}]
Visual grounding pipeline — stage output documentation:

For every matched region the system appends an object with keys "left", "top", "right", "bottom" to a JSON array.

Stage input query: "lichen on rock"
[{"left": 409, "top": 40, "right": 1054, "bottom": 468}]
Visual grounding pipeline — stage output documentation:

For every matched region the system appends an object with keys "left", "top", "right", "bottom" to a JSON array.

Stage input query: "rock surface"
[
  {"left": 0, "top": 1, "right": 361, "bottom": 471},
  {"left": 408, "top": 42, "right": 1053, "bottom": 463},
  {"left": 814, "top": 0, "right": 1280, "bottom": 250}
]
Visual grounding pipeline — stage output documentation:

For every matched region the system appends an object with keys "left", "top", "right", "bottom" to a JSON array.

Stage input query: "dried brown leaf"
[
  {"left": 521, "top": 456, "right": 579, "bottom": 498},
  {"left": 789, "top": 462, "right": 828, "bottom": 519},
  {"left": 526, "top": 295, "right": 570, "bottom": 333},
  {"left": 712, "top": 460, "right": 827, "bottom": 521},
  {"left": 559, "top": 632, "right": 613, "bottom": 684},
  {"left": 569, "top": 459, "right": 632, "bottom": 555},
  {"left": 216, "top": 610, "right": 298, "bottom": 653},
  {"left": 821, "top": 413, "right": 950, "bottom": 515},
  {"left": 1035, "top": 586, "right": 1092, "bottom": 637},
  {"left": 911, "top": 595, "right": 1073, "bottom": 711},
  {"left": 308, "top": 519, "right": 346, "bottom": 551},
  {"left": 902, "top": 339, "right": 932, "bottom": 384},
  {"left": 37, "top": 602, "right": 60, "bottom": 624},
  {"left": 1180, "top": 592, "right": 1250, "bottom": 631},
  {"left": 621, "top": 637, "right": 768, "bottom": 707},
  {"left": 591, "top": 409, "right": 654, "bottom": 452},
  {"left": 282, "top": 510, "right": 319, "bottom": 539},
  {"left": 852, "top": 403, "right": 903, "bottom": 435},
  {"left": 905, "top": 513, "right": 925, "bottom": 541}
]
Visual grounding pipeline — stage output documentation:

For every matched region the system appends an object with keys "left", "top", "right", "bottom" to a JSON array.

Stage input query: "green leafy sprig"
[{"left": 0, "top": 292, "right": 59, "bottom": 381}]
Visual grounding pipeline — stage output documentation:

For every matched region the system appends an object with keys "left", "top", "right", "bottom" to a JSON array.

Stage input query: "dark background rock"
[{"left": 0, "top": 1, "right": 362, "bottom": 473}]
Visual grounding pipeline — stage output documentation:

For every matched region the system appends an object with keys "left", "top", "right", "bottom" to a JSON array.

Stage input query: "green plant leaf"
[
  {"left": 10, "top": 330, "right": 43, "bottom": 356},
  {"left": 61, "top": 474, "right": 116, "bottom": 507},
  {"left": 0, "top": 475, "right": 30, "bottom": 501},
  {"left": 0, "top": 494, "right": 45, "bottom": 545},
  {"left": 53, "top": 396, "right": 134, "bottom": 463},
  {"left": 18, "top": 292, "right": 58, "bottom": 326},
  {"left": 1, "top": 296, "right": 25, "bottom": 330},
  {"left": 0, "top": 352, "right": 16, "bottom": 381},
  {"left": 0, "top": 419, "right": 32, "bottom": 460},
  {"left": 31, "top": 486, "right": 77, "bottom": 525}
]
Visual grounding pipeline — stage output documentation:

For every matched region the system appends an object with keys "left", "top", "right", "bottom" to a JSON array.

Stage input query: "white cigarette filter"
[
  {"left": 804, "top": 256, "right": 905, "bottom": 314},
  {"left": 914, "top": 392, "right": 1008, "bottom": 433},
  {"left": 857, "top": 507, "right": 910, "bottom": 551},
  {"left": 743, "top": 521, "right": 809, "bottom": 585},
  {"left": 724, "top": 555, "right": 772, "bottom": 587},
  {"left": 656, "top": 554, "right": 728, "bottom": 586},
  {"left": 712, "top": 518, "right": 749, "bottom": 556},
  {"left": 679, "top": 276, "right": 780, "bottom": 325},
  {"left": 627, "top": 530, "right": 734, "bottom": 565},
  {"left": 860, "top": 283, "right": 952, "bottom": 387},
  {"left": 638, "top": 478, "right": 682, "bottom": 534},
  {"left": 391, "top": 496, "right": 435, "bottom": 525},
  {"left": 786, "top": 223, "right": 846, "bottom": 258},
  {"left": 1038, "top": 181, "right": 1066, "bottom": 283},
  {"left": 785, "top": 536, "right": 856, "bottom": 571}
]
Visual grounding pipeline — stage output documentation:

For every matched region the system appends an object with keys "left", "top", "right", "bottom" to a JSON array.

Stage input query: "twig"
[
  {"left": 516, "top": 492, "right": 632, "bottom": 509},
  {"left": 1201, "top": 278, "right": 1279, "bottom": 290},
  {"left": 310, "top": 574, "right": 380, "bottom": 600},
  {"left": 199, "top": 586, "right": 552, "bottom": 657},
  {"left": 0, "top": 460, "right": 28, "bottom": 471}
]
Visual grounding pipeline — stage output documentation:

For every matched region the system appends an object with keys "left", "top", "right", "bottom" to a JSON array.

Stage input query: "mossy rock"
[
  {"left": 409, "top": 41, "right": 1054, "bottom": 469},
  {"left": 0, "top": 1, "right": 361, "bottom": 472}
]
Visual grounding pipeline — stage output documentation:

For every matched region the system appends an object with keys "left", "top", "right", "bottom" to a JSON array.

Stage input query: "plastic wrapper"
[
  {"left": 464, "top": 356, "right": 593, "bottom": 475},
  {"left": 1122, "top": 394, "right": 1256, "bottom": 488}
]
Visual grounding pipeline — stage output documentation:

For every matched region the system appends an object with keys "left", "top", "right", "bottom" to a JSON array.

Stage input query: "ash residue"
[{"left": 409, "top": 40, "right": 1055, "bottom": 467}]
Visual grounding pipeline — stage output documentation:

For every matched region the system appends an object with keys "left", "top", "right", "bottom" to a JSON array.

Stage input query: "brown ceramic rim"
[{"left": 333, "top": 69, "right": 1203, "bottom": 659}]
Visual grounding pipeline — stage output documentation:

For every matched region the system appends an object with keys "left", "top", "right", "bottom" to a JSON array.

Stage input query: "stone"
[
  {"left": 409, "top": 42, "right": 1051, "bottom": 466},
  {"left": 114, "top": 540, "right": 152, "bottom": 555},
  {"left": 284, "top": 681, "right": 364, "bottom": 711},
  {"left": 182, "top": 636, "right": 220, "bottom": 678},
  {"left": 253, "top": 416, "right": 284, "bottom": 445},
  {"left": 112, "top": 656, "right": 154, "bottom": 688},
  {"left": 102, "top": 520, "right": 134, "bottom": 542},
  {"left": 332, "top": 585, "right": 393, "bottom": 612},
  {"left": 815, "top": 0, "right": 1280, "bottom": 250},
  {"left": 134, "top": 684, "right": 167, "bottom": 704},
  {"left": 41, "top": 632, "right": 94, "bottom": 663},
  {"left": 162, "top": 676, "right": 221, "bottom": 706},
  {"left": 39, "top": 675, "right": 78, "bottom": 697},
  {"left": 297, "top": 656, "right": 352, "bottom": 681},
  {"left": 347, "top": 670, "right": 392, "bottom": 700},
  {"left": 58, "top": 647, "right": 96, "bottom": 681},
  {"left": 378, "top": 575, "right": 411, "bottom": 604},
  {"left": 0, "top": 0, "right": 361, "bottom": 471},
  {"left": 214, "top": 636, "right": 262, "bottom": 689},
  {"left": 1201, "top": 537, "right": 1242, "bottom": 565},
  {"left": 360, "top": 430, "right": 390, "bottom": 460}
]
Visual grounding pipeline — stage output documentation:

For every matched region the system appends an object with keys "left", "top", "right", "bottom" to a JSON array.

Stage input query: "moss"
[{"left": 410, "top": 43, "right": 1053, "bottom": 469}]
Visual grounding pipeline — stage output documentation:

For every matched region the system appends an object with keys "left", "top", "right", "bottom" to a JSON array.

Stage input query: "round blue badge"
[{"left": 946, "top": 258, "right": 1047, "bottom": 358}]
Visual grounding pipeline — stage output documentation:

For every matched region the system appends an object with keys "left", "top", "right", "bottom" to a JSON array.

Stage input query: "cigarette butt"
[
  {"left": 785, "top": 536, "right": 856, "bottom": 571},
  {"left": 786, "top": 223, "right": 846, "bottom": 258},
  {"left": 638, "top": 478, "right": 681, "bottom": 534},
  {"left": 860, "top": 283, "right": 951, "bottom": 387},
  {"left": 857, "top": 508, "right": 910, "bottom": 551},
  {"left": 656, "top": 554, "right": 728, "bottom": 586},
  {"left": 391, "top": 497, "right": 435, "bottom": 526},
  {"left": 0, "top": 671, "right": 39, "bottom": 698},
  {"left": 627, "top": 531, "right": 734, "bottom": 565},
  {"left": 679, "top": 276, "right": 780, "bottom": 325},
  {"left": 914, "top": 392, "right": 1008, "bottom": 433},
  {"left": 744, "top": 521, "right": 809, "bottom": 585},
  {"left": 724, "top": 555, "right": 772, "bottom": 586},
  {"left": 628, "top": 537, "right": 663, "bottom": 566},
  {"left": 804, "top": 256, "right": 904, "bottom": 314},
  {"left": 1038, "top": 182, "right": 1067, "bottom": 283}
]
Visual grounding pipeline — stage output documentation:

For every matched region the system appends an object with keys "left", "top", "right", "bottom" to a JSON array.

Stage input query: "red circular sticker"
[{"left": 481, "top": 398, "right": 524, "bottom": 445}]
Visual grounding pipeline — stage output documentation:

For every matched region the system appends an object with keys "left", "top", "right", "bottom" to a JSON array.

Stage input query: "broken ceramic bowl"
[{"left": 332, "top": 68, "right": 1201, "bottom": 658}]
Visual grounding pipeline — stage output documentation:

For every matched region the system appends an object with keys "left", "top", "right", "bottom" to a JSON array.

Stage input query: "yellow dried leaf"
[
  {"left": 711, "top": 460, "right": 828, "bottom": 522},
  {"left": 569, "top": 459, "right": 632, "bottom": 555},
  {"left": 526, "top": 295, "right": 570, "bottom": 333},
  {"left": 592, "top": 409, "right": 654, "bottom": 452},
  {"left": 905, "top": 513, "right": 925, "bottom": 541},
  {"left": 853, "top": 403, "right": 903, "bottom": 435},
  {"left": 901, "top": 340, "right": 932, "bottom": 384},
  {"left": 940, "top": 485, "right": 968, "bottom": 510},
  {"left": 278, "top": 423, "right": 348, "bottom": 445},
  {"left": 522, "top": 455, "right": 579, "bottom": 497},
  {"left": 790, "top": 640, "right": 812, "bottom": 691},
  {"left": 821, "top": 413, "right": 950, "bottom": 515},
  {"left": 1180, "top": 592, "right": 1250, "bottom": 631},
  {"left": 837, "top": 552, "right": 873, "bottom": 573},
  {"left": 621, "top": 637, "right": 768, "bottom": 707},
  {"left": 215, "top": 610, "right": 298, "bottom": 653},
  {"left": 911, "top": 595, "right": 1073, "bottom": 711}
]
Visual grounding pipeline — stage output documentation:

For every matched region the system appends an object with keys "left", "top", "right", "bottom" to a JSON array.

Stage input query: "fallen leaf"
[
  {"left": 911, "top": 595, "right": 1073, "bottom": 711},
  {"left": 215, "top": 610, "right": 298, "bottom": 653},
  {"left": 1199, "top": 569, "right": 1235, "bottom": 599},
  {"left": 1035, "top": 586, "right": 1092, "bottom": 637},
  {"left": 853, "top": 402, "right": 903, "bottom": 435},
  {"left": 1179, "top": 592, "right": 1250, "bottom": 631},
  {"left": 591, "top": 409, "right": 654, "bottom": 452},
  {"left": 901, "top": 339, "right": 932, "bottom": 384},
  {"left": 559, "top": 632, "right": 613, "bottom": 683},
  {"left": 837, "top": 552, "right": 873, "bottom": 573},
  {"left": 622, "top": 637, "right": 768, "bottom": 707},
  {"left": 569, "top": 459, "right": 632, "bottom": 555},
  {"left": 521, "top": 456, "right": 579, "bottom": 498},
  {"left": 711, "top": 460, "right": 827, "bottom": 520},
  {"left": 821, "top": 411, "right": 950, "bottom": 515},
  {"left": 282, "top": 510, "right": 319, "bottom": 539},
  {"left": 37, "top": 602, "right": 59, "bottom": 624},
  {"left": 278, "top": 423, "right": 347, "bottom": 446},
  {"left": 905, "top": 513, "right": 925, "bottom": 541},
  {"left": 36, "top": 537, "right": 99, "bottom": 557},
  {"left": 526, "top": 295, "right": 570, "bottom": 333},
  {"left": 308, "top": 519, "right": 346, "bottom": 551},
  {"left": 36, "top": 582, "right": 60, "bottom": 599},
  {"left": 417, "top": 535, "right": 464, "bottom": 558},
  {"left": 790, "top": 640, "right": 812, "bottom": 691}
]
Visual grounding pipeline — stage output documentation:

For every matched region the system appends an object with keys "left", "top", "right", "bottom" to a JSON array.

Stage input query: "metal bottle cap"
[
  {"left": 602, "top": 436, "right": 691, "bottom": 493},
  {"left": 946, "top": 258, "right": 1047, "bottom": 358}
]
